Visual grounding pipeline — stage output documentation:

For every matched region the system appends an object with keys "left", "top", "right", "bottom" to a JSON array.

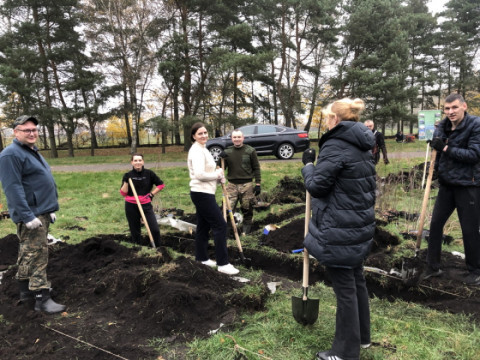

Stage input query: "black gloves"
[
  {"left": 430, "top": 137, "right": 446, "bottom": 152},
  {"left": 148, "top": 192, "right": 154, "bottom": 199},
  {"left": 384, "top": 158, "right": 390, "bottom": 165},
  {"left": 254, "top": 185, "right": 261, "bottom": 196},
  {"left": 302, "top": 148, "right": 316, "bottom": 165}
]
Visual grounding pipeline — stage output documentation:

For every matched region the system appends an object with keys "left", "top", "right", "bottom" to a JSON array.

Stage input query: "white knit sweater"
[{"left": 188, "top": 141, "right": 219, "bottom": 194}]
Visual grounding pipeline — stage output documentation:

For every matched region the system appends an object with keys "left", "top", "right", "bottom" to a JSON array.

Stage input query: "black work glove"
[
  {"left": 302, "top": 148, "right": 316, "bottom": 165},
  {"left": 384, "top": 158, "right": 389, "bottom": 165},
  {"left": 219, "top": 150, "right": 228, "bottom": 159},
  {"left": 148, "top": 192, "right": 154, "bottom": 199},
  {"left": 254, "top": 185, "right": 261, "bottom": 196},
  {"left": 430, "top": 137, "right": 446, "bottom": 152}
]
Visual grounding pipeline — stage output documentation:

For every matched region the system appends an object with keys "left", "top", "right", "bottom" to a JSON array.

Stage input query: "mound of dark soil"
[
  {"left": 2, "top": 206, "right": 480, "bottom": 359},
  {"left": 258, "top": 215, "right": 480, "bottom": 323},
  {"left": 269, "top": 176, "right": 306, "bottom": 204},
  {"left": 0, "top": 236, "right": 266, "bottom": 359},
  {"left": 0, "top": 234, "right": 18, "bottom": 270}
]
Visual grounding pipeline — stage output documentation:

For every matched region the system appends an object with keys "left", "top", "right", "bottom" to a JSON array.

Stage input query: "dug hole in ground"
[{"left": 0, "top": 175, "right": 479, "bottom": 359}]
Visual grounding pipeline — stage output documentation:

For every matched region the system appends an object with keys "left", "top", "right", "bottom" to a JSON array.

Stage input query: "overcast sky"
[{"left": 428, "top": 0, "right": 447, "bottom": 15}]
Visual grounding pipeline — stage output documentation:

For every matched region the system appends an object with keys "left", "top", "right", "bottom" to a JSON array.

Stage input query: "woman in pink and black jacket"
[{"left": 120, "top": 153, "right": 164, "bottom": 246}]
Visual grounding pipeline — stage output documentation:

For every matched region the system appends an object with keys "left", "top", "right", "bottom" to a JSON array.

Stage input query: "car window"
[
  {"left": 240, "top": 126, "right": 256, "bottom": 136},
  {"left": 257, "top": 125, "right": 276, "bottom": 134}
]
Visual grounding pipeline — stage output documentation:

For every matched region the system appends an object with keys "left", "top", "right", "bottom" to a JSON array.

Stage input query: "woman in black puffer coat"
[{"left": 302, "top": 98, "right": 376, "bottom": 360}]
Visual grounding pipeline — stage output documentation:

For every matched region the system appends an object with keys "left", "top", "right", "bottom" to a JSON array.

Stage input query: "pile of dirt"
[
  {"left": 0, "top": 236, "right": 266, "bottom": 359},
  {"left": 269, "top": 176, "right": 306, "bottom": 204},
  {"left": 0, "top": 234, "right": 18, "bottom": 270},
  {"left": 2, "top": 205, "right": 480, "bottom": 359},
  {"left": 259, "top": 216, "right": 480, "bottom": 323},
  {"left": 262, "top": 217, "right": 305, "bottom": 253}
]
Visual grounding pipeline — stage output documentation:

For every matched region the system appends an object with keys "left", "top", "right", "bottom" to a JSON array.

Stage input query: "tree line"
[{"left": 0, "top": 0, "right": 479, "bottom": 157}]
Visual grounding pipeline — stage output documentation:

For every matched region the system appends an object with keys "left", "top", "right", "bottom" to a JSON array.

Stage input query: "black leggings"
[
  {"left": 125, "top": 201, "right": 161, "bottom": 247},
  {"left": 190, "top": 191, "right": 229, "bottom": 266}
]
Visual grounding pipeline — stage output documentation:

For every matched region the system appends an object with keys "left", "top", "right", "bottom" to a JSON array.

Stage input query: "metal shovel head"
[
  {"left": 291, "top": 294, "right": 319, "bottom": 325},
  {"left": 238, "top": 252, "right": 252, "bottom": 268},
  {"left": 400, "top": 256, "right": 424, "bottom": 286}
]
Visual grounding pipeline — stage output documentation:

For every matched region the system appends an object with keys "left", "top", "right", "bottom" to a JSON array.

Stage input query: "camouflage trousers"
[
  {"left": 225, "top": 182, "right": 255, "bottom": 225},
  {"left": 16, "top": 213, "right": 51, "bottom": 291}
]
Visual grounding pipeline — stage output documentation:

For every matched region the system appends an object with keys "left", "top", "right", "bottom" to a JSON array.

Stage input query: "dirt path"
[{"left": 50, "top": 151, "right": 426, "bottom": 172}]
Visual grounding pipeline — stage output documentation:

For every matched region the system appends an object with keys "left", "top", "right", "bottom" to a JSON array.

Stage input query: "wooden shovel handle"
[
  {"left": 221, "top": 158, "right": 227, "bottom": 221},
  {"left": 221, "top": 183, "right": 244, "bottom": 253},
  {"left": 416, "top": 149, "right": 437, "bottom": 252},
  {"left": 303, "top": 192, "right": 312, "bottom": 299},
  {"left": 128, "top": 178, "right": 156, "bottom": 249}
]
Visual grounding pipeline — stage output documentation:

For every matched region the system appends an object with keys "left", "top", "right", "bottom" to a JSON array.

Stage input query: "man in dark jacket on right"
[{"left": 425, "top": 93, "right": 480, "bottom": 285}]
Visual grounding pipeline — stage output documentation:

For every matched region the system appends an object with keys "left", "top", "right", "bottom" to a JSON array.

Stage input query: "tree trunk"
[{"left": 32, "top": 6, "right": 57, "bottom": 158}]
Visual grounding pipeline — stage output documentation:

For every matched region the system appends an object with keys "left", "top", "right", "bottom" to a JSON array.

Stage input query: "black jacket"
[
  {"left": 302, "top": 121, "right": 376, "bottom": 268},
  {"left": 122, "top": 167, "right": 164, "bottom": 196},
  {"left": 434, "top": 113, "right": 480, "bottom": 187}
]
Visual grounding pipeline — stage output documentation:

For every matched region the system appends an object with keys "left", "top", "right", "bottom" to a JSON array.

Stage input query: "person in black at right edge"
[{"left": 423, "top": 93, "right": 480, "bottom": 285}]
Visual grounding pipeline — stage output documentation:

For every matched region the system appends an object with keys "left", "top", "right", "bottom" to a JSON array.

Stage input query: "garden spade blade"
[
  {"left": 292, "top": 250, "right": 319, "bottom": 325},
  {"left": 291, "top": 192, "right": 319, "bottom": 325}
]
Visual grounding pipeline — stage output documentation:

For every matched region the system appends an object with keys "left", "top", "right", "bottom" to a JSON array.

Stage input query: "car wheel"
[
  {"left": 276, "top": 143, "right": 294, "bottom": 159},
  {"left": 209, "top": 145, "right": 223, "bottom": 162}
]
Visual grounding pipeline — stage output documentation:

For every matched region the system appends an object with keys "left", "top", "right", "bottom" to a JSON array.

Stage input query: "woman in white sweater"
[{"left": 188, "top": 122, "right": 240, "bottom": 275}]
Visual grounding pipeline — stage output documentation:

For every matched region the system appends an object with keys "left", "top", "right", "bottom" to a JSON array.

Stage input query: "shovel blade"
[
  {"left": 238, "top": 252, "right": 252, "bottom": 268},
  {"left": 401, "top": 256, "right": 424, "bottom": 286},
  {"left": 291, "top": 295, "right": 319, "bottom": 325}
]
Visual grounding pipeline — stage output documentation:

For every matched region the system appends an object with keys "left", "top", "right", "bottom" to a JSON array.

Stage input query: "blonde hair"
[{"left": 325, "top": 98, "right": 365, "bottom": 122}]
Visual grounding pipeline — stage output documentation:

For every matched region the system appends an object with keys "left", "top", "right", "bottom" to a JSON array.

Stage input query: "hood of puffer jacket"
[{"left": 319, "top": 121, "right": 375, "bottom": 152}]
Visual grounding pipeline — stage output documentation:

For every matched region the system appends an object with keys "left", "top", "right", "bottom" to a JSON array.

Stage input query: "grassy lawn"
[{"left": 0, "top": 146, "right": 478, "bottom": 359}]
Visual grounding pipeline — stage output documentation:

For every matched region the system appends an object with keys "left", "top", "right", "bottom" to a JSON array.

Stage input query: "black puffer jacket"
[
  {"left": 434, "top": 113, "right": 480, "bottom": 187},
  {"left": 302, "top": 121, "right": 376, "bottom": 268}
]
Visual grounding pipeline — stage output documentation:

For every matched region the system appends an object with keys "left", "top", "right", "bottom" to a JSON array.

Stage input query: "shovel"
[
  {"left": 401, "top": 149, "right": 437, "bottom": 283},
  {"left": 291, "top": 192, "right": 319, "bottom": 325},
  {"left": 221, "top": 159, "right": 227, "bottom": 221},
  {"left": 128, "top": 178, "right": 156, "bottom": 249},
  {"left": 415, "top": 149, "right": 437, "bottom": 255},
  {"left": 221, "top": 183, "right": 252, "bottom": 267}
]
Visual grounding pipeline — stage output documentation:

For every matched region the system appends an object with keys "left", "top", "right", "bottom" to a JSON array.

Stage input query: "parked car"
[{"left": 206, "top": 124, "right": 310, "bottom": 161}]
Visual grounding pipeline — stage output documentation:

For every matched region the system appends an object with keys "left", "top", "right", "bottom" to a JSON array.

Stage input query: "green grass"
[
  {"left": 188, "top": 282, "right": 480, "bottom": 360},
  {"left": 1, "top": 147, "right": 477, "bottom": 359}
]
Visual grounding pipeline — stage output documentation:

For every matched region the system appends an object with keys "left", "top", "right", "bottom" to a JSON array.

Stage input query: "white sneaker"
[
  {"left": 201, "top": 259, "right": 217, "bottom": 268},
  {"left": 217, "top": 263, "right": 239, "bottom": 275}
]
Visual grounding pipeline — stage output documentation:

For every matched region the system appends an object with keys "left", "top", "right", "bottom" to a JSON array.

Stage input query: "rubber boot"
[
  {"left": 18, "top": 280, "right": 34, "bottom": 304},
  {"left": 34, "top": 289, "right": 66, "bottom": 314}
]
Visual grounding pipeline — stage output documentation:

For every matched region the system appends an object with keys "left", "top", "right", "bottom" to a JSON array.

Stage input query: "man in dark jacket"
[
  {"left": 365, "top": 120, "right": 389, "bottom": 165},
  {"left": 425, "top": 93, "right": 480, "bottom": 285},
  {"left": 0, "top": 115, "right": 65, "bottom": 314}
]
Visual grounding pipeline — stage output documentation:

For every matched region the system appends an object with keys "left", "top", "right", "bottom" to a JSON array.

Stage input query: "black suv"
[{"left": 206, "top": 124, "right": 310, "bottom": 162}]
